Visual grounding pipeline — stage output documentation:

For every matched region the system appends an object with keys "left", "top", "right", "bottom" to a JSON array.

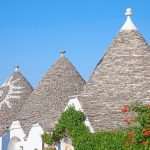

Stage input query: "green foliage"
[
  {"left": 44, "top": 148, "right": 56, "bottom": 150},
  {"left": 130, "top": 104, "right": 150, "bottom": 127},
  {"left": 41, "top": 132, "right": 53, "bottom": 145},
  {"left": 42, "top": 105, "right": 150, "bottom": 150}
]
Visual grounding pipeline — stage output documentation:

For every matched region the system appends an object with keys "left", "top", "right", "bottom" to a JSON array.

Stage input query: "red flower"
[
  {"left": 144, "top": 131, "right": 150, "bottom": 136},
  {"left": 111, "top": 130, "right": 116, "bottom": 133},
  {"left": 141, "top": 140, "right": 147, "bottom": 145},
  {"left": 124, "top": 142, "right": 129, "bottom": 146},
  {"left": 127, "top": 132, "right": 133, "bottom": 137},
  {"left": 121, "top": 106, "right": 128, "bottom": 113},
  {"left": 131, "top": 139, "right": 136, "bottom": 143}
]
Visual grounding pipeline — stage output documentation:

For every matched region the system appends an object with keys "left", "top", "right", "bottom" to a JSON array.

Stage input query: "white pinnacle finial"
[
  {"left": 60, "top": 51, "right": 66, "bottom": 58},
  {"left": 125, "top": 8, "right": 132, "bottom": 16},
  {"left": 120, "top": 8, "right": 137, "bottom": 31},
  {"left": 14, "top": 65, "right": 19, "bottom": 72}
]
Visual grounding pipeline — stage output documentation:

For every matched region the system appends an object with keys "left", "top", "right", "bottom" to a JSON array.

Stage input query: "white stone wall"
[
  {"left": 9, "top": 121, "right": 25, "bottom": 140},
  {"left": 0, "top": 121, "right": 44, "bottom": 150},
  {"left": 60, "top": 139, "right": 74, "bottom": 150},
  {"left": 26, "top": 123, "right": 44, "bottom": 150}
]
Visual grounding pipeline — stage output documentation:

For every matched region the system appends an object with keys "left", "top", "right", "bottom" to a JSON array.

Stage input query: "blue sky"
[{"left": 0, "top": 0, "right": 150, "bottom": 87}]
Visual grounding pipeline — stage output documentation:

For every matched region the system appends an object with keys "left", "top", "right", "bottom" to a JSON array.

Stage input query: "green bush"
[{"left": 42, "top": 104, "right": 150, "bottom": 150}]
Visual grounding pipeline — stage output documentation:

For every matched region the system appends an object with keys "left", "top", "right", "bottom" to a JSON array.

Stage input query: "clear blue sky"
[{"left": 0, "top": 0, "right": 150, "bottom": 87}]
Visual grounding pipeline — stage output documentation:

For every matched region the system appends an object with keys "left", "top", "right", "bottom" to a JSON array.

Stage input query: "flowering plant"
[
  {"left": 121, "top": 103, "right": 150, "bottom": 149},
  {"left": 42, "top": 103, "right": 150, "bottom": 149}
]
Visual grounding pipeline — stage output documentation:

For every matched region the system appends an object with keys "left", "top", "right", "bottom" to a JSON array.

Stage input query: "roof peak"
[
  {"left": 60, "top": 51, "right": 66, "bottom": 58},
  {"left": 14, "top": 65, "right": 20, "bottom": 72},
  {"left": 120, "top": 8, "right": 137, "bottom": 31}
]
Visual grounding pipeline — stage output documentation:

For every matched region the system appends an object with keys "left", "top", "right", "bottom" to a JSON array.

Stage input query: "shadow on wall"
[{"left": 2, "top": 131, "right": 10, "bottom": 150}]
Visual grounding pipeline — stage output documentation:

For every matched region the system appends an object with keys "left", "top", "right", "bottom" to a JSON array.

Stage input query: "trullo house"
[{"left": 0, "top": 8, "right": 149, "bottom": 150}]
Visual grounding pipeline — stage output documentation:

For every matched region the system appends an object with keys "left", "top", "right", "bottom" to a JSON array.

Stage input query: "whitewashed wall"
[
  {"left": 26, "top": 123, "right": 44, "bottom": 150},
  {"left": 9, "top": 121, "right": 25, "bottom": 141},
  {"left": 0, "top": 122, "right": 44, "bottom": 150}
]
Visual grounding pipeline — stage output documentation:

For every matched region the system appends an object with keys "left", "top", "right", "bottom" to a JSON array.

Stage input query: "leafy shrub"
[{"left": 42, "top": 104, "right": 150, "bottom": 149}]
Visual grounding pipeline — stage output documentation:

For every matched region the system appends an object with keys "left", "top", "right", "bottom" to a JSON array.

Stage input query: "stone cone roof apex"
[
  {"left": 0, "top": 67, "right": 33, "bottom": 136},
  {"left": 17, "top": 55, "right": 85, "bottom": 134},
  {"left": 78, "top": 9, "right": 149, "bottom": 131},
  {"left": 60, "top": 51, "right": 66, "bottom": 58},
  {"left": 120, "top": 8, "right": 137, "bottom": 31},
  {"left": 14, "top": 65, "right": 20, "bottom": 72}
]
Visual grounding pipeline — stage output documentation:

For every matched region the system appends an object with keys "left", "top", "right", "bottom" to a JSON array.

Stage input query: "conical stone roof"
[
  {"left": 78, "top": 8, "right": 150, "bottom": 131},
  {"left": 0, "top": 66, "right": 33, "bottom": 135},
  {"left": 18, "top": 53, "right": 85, "bottom": 134}
]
